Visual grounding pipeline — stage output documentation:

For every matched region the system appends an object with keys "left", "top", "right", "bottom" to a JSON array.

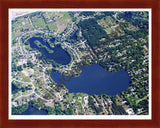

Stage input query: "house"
[{"left": 126, "top": 108, "right": 135, "bottom": 115}]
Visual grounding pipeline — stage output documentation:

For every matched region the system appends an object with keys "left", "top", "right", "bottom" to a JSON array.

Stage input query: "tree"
[
  {"left": 24, "top": 41, "right": 30, "bottom": 45},
  {"left": 12, "top": 104, "right": 28, "bottom": 114},
  {"left": 42, "top": 106, "right": 55, "bottom": 115},
  {"left": 12, "top": 64, "right": 17, "bottom": 72},
  {"left": 64, "top": 107, "right": 74, "bottom": 115},
  {"left": 33, "top": 102, "right": 41, "bottom": 109},
  {"left": 17, "top": 65, "right": 23, "bottom": 71},
  {"left": 27, "top": 61, "right": 34, "bottom": 68},
  {"left": 78, "top": 18, "right": 108, "bottom": 47},
  {"left": 21, "top": 87, "right": 26, "bottom": 92},
  {"left": 23, "top": 64, "right": 27, "bottom": 68}
]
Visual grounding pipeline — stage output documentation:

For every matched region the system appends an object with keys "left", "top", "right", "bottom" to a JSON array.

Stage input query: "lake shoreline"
[{"left": 51, "top": 64, "right": 131, "bottom": 96}]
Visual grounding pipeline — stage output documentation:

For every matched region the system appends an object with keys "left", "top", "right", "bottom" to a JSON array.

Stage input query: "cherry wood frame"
[{"left": 0, "top": 0, "right": 160, "bottom": 128}]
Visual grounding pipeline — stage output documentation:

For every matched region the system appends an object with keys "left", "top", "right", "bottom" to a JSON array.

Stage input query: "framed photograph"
[
  {"left": 9, "top": 8, "right": 152, "bottom": 120},
  {"left": 0, "top": 0, "right": 160, "bottom": 128}
]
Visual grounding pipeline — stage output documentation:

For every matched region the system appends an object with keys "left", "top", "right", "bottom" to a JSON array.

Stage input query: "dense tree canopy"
[{"left": 78, "top": 19, "right": 108, "bottom": 47}]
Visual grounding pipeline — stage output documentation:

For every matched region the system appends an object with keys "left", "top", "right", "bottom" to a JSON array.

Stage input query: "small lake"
[
  {"left": 51, "top": 64, "right": 131, "bottom": 96},
  {"left": 12, "top": 83, "right": 20, "bottom": 94},
  {"left": 70, "top": 31, "right": 77, "bottom": 40},
  {"left": 19, "top": 104, "right": 48, "bottom": 115},
  {"left": 28, "top": 37, "right": 71, "bottom": 65},
  {"left": 50, "top": 38, "right": 55, "bottom": 43},
  {"left": 124, "top": 12, "right": 132, "bottom": 18},
  {"left": 12, "top": 83, "right": 19, "bottom": 92}
]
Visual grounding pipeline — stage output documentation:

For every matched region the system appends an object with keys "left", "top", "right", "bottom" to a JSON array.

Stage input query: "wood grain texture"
[{"left": 0, "top": 0, "right": 159, "bottom": 128}]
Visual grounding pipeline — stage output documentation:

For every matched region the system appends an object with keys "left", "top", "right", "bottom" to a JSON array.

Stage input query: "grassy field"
[
  {"left": 12, "top": 31, "right": 17, "bottom": 42},
  {"left": 31, "top": 16, "right": 47, "bottom": 29},
  {"left": 98, "top": 16, "right": 116, "bottom": 34},
  {"left": 19, "top": 72, "right": 31, "bottom": 82},
  {"left": 34, "top": 40, "right": 54, "bottom": 53},
  {"left": 29, "top": 12, "right": 72, "bottom": 33},
  {"left": 135, "top": 96, "right": 147, "bottom": 104},
  {"left": 47, "top": 23, "right": 58, "bottom": 32},
  {"left": 13, "top": 17, "right": 34, "bottom": 33},
  {"left": 56, "top": 12, "right": 72, "bottom": 25},
  {"left": 126, "top": 23, "right": 138, "bottom": 31},
  {"left": 54, "top": 12, "right": 72, "bottom": 33},
  {"left": 127, "top": 94, "right": 140, "bottom": 106}
]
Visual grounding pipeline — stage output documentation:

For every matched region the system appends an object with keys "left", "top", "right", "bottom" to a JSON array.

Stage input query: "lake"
[
  {"left": 19, "top": 104, "right": 48, "bottom": 115},
  {"left": 124, "top": 12, "right": 132, "bottom": 18},
  {"left": 12, "top": 83, "right": 19, "bottom": 93},
  {"left": 70, "top": 31, "right": 77, "bottom": 40},
  {"left": 51, "top": 64, "right": 131, "bottom": 96},
  {"left": 50, "top": 38, "right": 55, "bottom": 43},
  {"left": 28, "top": 37, "right": 71, "bottom": 65}
]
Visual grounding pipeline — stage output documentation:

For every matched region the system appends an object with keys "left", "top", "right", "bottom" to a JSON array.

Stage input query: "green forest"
[{"left": 78, "top": 19, "right": 108, "bottom": 47}]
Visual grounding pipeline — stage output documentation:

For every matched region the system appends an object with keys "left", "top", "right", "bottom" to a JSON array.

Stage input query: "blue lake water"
[
  {"left": 12, "top": 83, "right": 20, "bottom": 94},
  {"left": 20, "top": 104, "right": 48, "bottom": 115},
  {"left": 12, "top": 83, "right": 19, "bottom": 92},
  {"left": 50, "top": 38, "right": 55, "bottom": 43},
  {"left": 124, "top": 12, "right": 132, "bottom": 18},
  {"left": 28, "top": 37, "right": 71, "bottom": 65},
  {"left": 50, "top": 70, "right": 62, "bottom": 83},
  {"left": 70, "top": 31, "right": 77, "bottom": 40},
  {"left": 51, "top": 64, "right": 131, "bottom": 96}
]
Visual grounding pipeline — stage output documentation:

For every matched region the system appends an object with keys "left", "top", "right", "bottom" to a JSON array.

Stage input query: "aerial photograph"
[{"left": 9, "top": 9, "right": 151, "bottom": 118}]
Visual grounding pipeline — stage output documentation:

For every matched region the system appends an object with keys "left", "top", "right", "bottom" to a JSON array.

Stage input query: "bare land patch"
[
  {"left": 11, "top": 11, "right": 36, "bottom": 20},
  {"left": 22, "top": 68, "right": 34, "bottom": 77}
]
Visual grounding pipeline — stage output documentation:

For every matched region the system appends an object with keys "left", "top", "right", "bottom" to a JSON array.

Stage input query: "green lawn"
[
  {"left": 12, "top": 31, "right": 17, "bottom": 42},
  {"left": 127, "top": 94, "right": 147, "bottom": 106},
  {"left": 136, "top": 96, "right": 147, "bottom": 104},
  {"left": 98, "top": 16, "right": 116, "bottom": 34},
  {"left": 47, "top": 22, "right": 58, "bottom": 32},
  {"left": 19, "top": 72, "right": 31, "bottom": 82},
  {"left": 32, "top": 17, "right": 47, "bottom": 29},
  {"left": 127, "top": 94, "right": 139, "bottom": 105},
  {"left": 34, "top": 40, "right": 54, "bottom": 53}
]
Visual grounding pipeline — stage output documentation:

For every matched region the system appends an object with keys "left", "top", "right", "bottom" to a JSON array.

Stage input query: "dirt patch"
[
  {"left": 17, "top": 59, "right": 27, "bottom": 66},
  {"left": 45, "top": 99, "right": 54, "bottom": 107},
  {"left": 22, "top": 68, "right": 34, "bottom": 77},
  {"left": 57, "top": 23, "right": 66, "bottom": 33},
  {"left": 11, "top": 11, "right": 36, "bottom": 20}
]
